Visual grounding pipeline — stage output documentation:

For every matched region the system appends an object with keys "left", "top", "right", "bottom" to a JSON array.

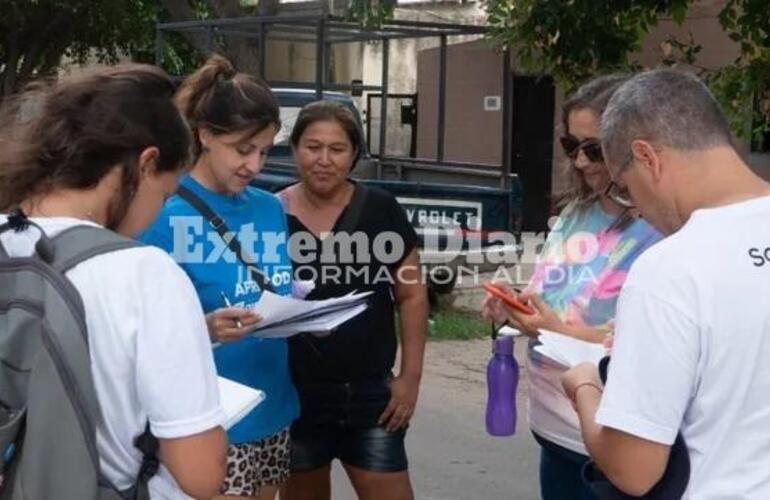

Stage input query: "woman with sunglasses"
[{"left": 483, "top": 75, "right": 660, "bottom": 500}]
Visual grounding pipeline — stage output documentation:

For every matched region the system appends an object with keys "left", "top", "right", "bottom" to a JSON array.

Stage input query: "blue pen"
[{"left": 220, "top": 291, "right": 243, "bottom": 328}]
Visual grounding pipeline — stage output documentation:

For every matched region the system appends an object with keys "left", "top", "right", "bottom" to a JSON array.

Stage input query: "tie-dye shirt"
[{"left": 527, "top": 199, "right": 661, "bottom": 454}]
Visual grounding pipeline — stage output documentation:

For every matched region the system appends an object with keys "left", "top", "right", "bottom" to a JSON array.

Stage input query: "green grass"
[{"left": 428, "top": 307, "right": 491, "bottom": 341}]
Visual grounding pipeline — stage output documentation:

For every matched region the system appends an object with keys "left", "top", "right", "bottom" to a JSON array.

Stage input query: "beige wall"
[
  {"left": 362, "top": 3, "right": 489, "bottom": 158},
  {"left": 265, "top": 39, "right": 362, "bottom": 84},
  {"left": 415, "top": 39, "right": 504, "bottom": 165}
]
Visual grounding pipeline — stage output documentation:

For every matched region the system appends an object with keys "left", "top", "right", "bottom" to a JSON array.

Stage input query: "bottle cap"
[{"left": 493, "top": 335, "right": 514, "bottom": 355}]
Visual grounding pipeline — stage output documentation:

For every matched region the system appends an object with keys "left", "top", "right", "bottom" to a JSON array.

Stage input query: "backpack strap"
[
  {"left": 50, "top": 225, "right": 142, "bottom": 274},
  {"left": 176, "top": 185, "right": 276, "bottom": 293},
  {"left": 49, "top": 226, "right": 158, "bottom": 500}
]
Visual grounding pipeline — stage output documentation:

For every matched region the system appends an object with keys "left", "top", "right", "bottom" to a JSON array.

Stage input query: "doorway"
[{"left": 512, "top": 76, "right": 555, "bottom": 233}]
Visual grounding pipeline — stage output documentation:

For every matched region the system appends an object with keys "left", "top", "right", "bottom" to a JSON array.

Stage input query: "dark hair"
[
  {"left": 175, "top": 55, "right": 280, "bottom": 157},
  {"left": 0, "top": 64, "right": 191, "bottom": 212},
  {"left": 289, "top": 100, "right": 363, "bottom": 166},
  {"left": 559, "top": 74, "right": 634, "bottom": 230}
]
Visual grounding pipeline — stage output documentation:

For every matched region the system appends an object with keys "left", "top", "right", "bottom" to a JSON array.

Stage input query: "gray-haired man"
[{"left": 561, "top": 69, "right": 770, "bottom": 499}]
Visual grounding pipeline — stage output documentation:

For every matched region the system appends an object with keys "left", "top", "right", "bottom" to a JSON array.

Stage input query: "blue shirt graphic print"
[{"left": 140, "top": 175, "right": 299, "bottom": 443}]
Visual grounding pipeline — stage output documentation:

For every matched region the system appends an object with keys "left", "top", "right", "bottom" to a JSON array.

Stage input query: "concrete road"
[{"left": 330, "top": 338, "right": 541, "bottom": 500}]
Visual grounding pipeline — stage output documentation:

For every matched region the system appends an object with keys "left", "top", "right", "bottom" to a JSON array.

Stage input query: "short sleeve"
[
  {"left": 596, "top": 285, "right": 699, "bottom": 445},
  {"left": 133, "top": 250, "right": 225, "bottom": 438},
  {"left": 383, "top": 193, "right": 418, "bottom": 267}
]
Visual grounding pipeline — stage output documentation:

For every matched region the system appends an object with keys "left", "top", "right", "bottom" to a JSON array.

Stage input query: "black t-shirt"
[{"left": 287, "top": 184, "right": 418, "bottom": 384}]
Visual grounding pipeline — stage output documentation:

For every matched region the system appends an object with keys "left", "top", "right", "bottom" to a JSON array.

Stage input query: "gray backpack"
[{"left": 0, "top": 212, "right": 157, "bottom": 500}]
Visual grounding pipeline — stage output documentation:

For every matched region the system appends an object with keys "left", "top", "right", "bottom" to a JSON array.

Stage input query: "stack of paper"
[
  {"left": 533, "top": 329, "right": 606, "bottom": 367},
  {"left": 249, "top": 290, "right": 372, "bottom": 338},
  {"left": 218, "top": 376, "right": 265, "bottom": 429}
]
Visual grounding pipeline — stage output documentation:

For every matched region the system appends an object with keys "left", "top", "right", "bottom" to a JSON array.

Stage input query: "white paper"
[
  {"left": 248, "top": 290, "right": 372, "bottom": 339},
  {"left": 534, "top": 329, "right": 606, "bottom": 367},
  {"left": 253, "top": 303, "right": 368, "bottom": 338},
  {"left": 217, "top": 376, "right": 265, "bottom": 430}
]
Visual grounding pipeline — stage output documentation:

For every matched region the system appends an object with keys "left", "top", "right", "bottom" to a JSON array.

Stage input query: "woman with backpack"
[
  {"left": 140, "top": 55, "right": 298, "bottom": 500},
  {"left": 0, "top": 65, "right": 227, "bottom": 498}
]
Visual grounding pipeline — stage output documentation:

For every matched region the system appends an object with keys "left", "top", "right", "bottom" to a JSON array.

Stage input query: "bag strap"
[
  {"left": 49, "top": 226, "right": 158, "bottom": 500},
  {"left": 124, "top": 424, "right": 159, "bottom": 500},
  {"left": 176, "top": 185, "right": 275, "bottom": 293},
  {"left": 335, "top": 182, "right": 368, "bottom": 234},
  {"left": 0, "top": 233, "right": 8, "bottom": 259},
  {"left": 50, "top": 225, "right": 142, "bottom": 273}
]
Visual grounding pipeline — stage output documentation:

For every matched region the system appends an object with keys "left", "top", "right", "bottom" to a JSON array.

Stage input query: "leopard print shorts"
[{"left": 220, "top": 427, "right": 291, "bottom": 496}]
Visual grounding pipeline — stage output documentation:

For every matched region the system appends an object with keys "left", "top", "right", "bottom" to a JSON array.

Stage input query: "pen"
[{"left": 220, "top": 291, "right": 243, "bottom": 329}]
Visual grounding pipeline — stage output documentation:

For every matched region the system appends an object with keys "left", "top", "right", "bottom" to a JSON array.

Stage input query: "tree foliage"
[
  {"left": 0, "top": 0, "right": 158, "bottom": 96},
  {"left": 485, "top": 0, "right": 770, "bottom": 145}
]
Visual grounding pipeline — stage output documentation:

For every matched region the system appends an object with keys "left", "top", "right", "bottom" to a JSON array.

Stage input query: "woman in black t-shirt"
[{"left": 278, "top": 101, "right": 428, "bottom": 500}]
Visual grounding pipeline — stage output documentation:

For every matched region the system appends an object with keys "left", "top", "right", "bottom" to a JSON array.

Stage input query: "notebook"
[{"left": 217, "top": 376, "right": 265, "bottom": 430}]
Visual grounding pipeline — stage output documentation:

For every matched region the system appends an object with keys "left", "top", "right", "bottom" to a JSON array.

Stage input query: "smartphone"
[{"left": 482, "top": 283, "right": 536, "bottom": 315}]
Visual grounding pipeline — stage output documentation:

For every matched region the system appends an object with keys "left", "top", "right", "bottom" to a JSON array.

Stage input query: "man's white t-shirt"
[
  {"left": 0, "top": 217, "right": 226, "bottom": 499},
  {"left": 596, "top": 195, "right": 770, "bottom": 499}
]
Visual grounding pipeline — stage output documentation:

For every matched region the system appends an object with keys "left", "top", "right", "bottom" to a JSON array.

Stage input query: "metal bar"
[
  {"left": 207, "top": 26, "right": 214, "bottom": 55},
  {"left": 381, "top": 156, "right": 501, "bottom": 171},
  {"left": 379, "top": 159, "right": 503, "bottom": 179},
  {"left": 325, "top": 21, "right": 471, "bottom": 39},
  {"left": 265, "top": 80, "right": 383, "bottom": 92},
  {"left": 159, "top": 16, "right": 489, "bottom": 38},
  {"left": 502, "top": 47, "right": 512, "bottom": 190},
  {"left": 154, "top": 28, "right": 164, "bottom": 67},
  {"left": 326, "top": 16, "right": 489, "bottom": 34},
  {"left": 315, "top": 18, "right": 326, "bottom": 100},
  {"left": 258, "top": 23, "right": 266, "bottom": 79},
  {"left": 437, "top": 35, "right": 447, "bottom": 162},
  {"left": 375, "top": 18, "right": 489, "bottom": 33},
  {"left": 378, "top": 39, "right": 390, "bottom": 168},
  {"left": 325, "top": 41, "right": 332, "bottom": 86},
  {"left": 410, "top": 93, "right": 418, "bottom": 159},
  {"left": 158, "top": 15, "right": 324, "bottom": 31},
  {"left": 366, "top": 93, "right": 373, "bottom": 154}
]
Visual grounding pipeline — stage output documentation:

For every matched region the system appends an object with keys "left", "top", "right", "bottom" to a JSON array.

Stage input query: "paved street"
[{"left": 331, "top": 338, "right": 540, "bottom": 499}]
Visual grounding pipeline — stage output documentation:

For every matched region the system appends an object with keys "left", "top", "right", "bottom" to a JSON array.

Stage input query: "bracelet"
[{"left": 571, "top": 382, "right": 603, "bottom": 402}]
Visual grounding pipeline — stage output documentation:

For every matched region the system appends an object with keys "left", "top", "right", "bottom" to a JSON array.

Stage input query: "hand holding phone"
[{"left": 482, "top": 283, "right": 536, "bottom": 315}]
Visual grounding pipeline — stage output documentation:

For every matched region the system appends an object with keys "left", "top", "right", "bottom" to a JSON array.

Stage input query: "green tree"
[
  {"left": 0, "top": 0, "right": 158, "bottom": 96},
  {"left": 485, "top": 0, "right": 770, "bottom": 144}
]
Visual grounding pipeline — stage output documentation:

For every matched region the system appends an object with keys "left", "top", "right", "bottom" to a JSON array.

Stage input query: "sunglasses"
[
  {"left": 560, "top": 136, "right": 604, "bottom": 163},
  {"left": 604, "top": 181, "right": 635, "bottom": 209}
]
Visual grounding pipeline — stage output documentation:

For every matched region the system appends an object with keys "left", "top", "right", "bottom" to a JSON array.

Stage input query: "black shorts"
[{"left": 290, "top": 375, "right": 409, "bottom": 473}]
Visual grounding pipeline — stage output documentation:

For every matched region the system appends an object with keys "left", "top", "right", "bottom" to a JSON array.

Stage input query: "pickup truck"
[{"left": 254, "top": 89, "right": 524, "bottom": 293}]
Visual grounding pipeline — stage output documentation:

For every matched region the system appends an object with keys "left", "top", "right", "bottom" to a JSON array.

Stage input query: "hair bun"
[{"left": 207, "top": 54, "right": 236, "bottom": 81}]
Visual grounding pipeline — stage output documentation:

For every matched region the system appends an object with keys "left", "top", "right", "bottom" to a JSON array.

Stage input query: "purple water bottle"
[{"left": 486, "top": 335, "right": 519, "bottom": 436}]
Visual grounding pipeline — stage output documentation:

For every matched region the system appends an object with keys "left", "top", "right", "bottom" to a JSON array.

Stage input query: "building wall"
[
  {"left": 362, "top": 2, "right": 489, "bottom": 158},
  {"left": 415, "top": 39, "right": 504, "bottom": 165}
]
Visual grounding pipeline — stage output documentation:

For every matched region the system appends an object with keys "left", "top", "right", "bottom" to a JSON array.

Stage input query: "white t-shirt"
[
  {"left": 596, "top": 195, "right": 770, "bottom": 499},
  {"left": 0, "top": 217, "right": 226, "bottom": 499}
]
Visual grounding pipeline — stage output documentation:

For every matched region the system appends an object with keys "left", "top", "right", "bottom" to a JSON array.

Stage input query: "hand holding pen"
[{"left": 204, "top": 292, "right": 262, "bottom": 343}]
